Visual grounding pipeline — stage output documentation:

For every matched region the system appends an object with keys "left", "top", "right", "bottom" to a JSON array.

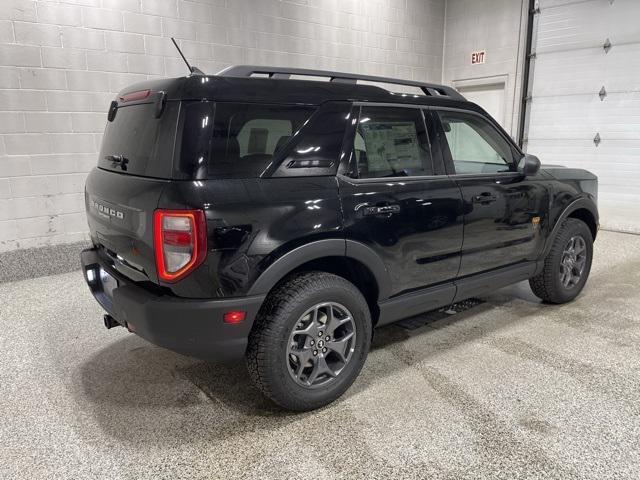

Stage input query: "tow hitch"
[{"left": 103, "top": 314, "right": 121, "bottom": 329}]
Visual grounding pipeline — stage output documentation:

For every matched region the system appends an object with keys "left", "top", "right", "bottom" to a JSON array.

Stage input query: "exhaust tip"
[{"left": 103, "top": 314, "right": 120, "bottom": 329}]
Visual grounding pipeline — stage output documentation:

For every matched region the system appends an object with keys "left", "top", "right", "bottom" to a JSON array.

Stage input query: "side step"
[{"left": 396, "top": 298, "right": 486, "bottom": 330}]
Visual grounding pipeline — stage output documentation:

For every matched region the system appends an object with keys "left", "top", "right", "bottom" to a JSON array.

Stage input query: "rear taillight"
[{"left": 153, "top": 209, "right": 207, "bottom": 282}]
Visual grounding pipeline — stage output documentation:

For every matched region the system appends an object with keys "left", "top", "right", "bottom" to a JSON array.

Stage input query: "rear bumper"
[{"left": 80, "top": 248, "right": 265, "bottom": 361}]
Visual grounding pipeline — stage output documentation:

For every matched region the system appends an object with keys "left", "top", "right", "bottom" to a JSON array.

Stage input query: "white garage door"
[{"left": 524, "top": 0, "right": 640, "bottom": 233}]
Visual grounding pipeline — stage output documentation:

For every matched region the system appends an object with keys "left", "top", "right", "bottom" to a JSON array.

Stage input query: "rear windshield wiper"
[{"left": 105, "top": 155, "right": 129, "bottom": 171}]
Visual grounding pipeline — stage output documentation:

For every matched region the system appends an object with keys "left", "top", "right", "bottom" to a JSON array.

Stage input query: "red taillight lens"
[
  {"left": 163, "top": 230, "right": 192, "bottom": 246},
  {"left": 153, "top": 209, "right": 207, "bottom": 282},
  {"left": 223, "top": 311, "right": 246, "bottom": 324}
]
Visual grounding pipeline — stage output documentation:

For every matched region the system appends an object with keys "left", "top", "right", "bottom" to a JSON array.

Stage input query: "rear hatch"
[{"left": 86, "top": 84, "right": 182, "bottom": 284}]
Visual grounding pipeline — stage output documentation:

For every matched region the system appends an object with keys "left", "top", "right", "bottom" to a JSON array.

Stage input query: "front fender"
[{"left": 542, "top": 196, "right": 598, "bottom": 258}]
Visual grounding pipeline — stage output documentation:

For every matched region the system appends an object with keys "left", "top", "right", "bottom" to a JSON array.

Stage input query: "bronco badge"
[{"left": 91, "top": 200, "right": 124, "bottom": 220}]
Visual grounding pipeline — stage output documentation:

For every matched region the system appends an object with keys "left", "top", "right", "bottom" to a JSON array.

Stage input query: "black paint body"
[{"left": 82, "top": 74, "right": 598, "bottom": 360}]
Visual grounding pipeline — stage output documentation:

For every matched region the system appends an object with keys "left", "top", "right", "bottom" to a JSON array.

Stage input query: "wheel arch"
[
  {"left": 247, "top": 239, "right": 391, "bottom": 324},
  {"left": 544, "top": 197, "right": 598, "bottom": 257},
  {"left": 567, "top": 208, "right": 598, "bottom": 240}
]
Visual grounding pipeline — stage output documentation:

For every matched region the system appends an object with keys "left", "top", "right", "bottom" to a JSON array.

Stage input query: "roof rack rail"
[{"left": 217, "top": 65, "right": 465, "bottom": 101}]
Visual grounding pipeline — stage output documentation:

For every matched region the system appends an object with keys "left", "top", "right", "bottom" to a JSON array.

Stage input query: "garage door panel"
[
  {"left": 528, "top": 138, "right": 640, "bottom": 161},
  {"left": 527, "top": 139, "right": 640, "bottom": 194},
  {"left": 536, "top": 0, "right": 640, "bottom": 54},
  {"left": 538, "top": 0, "right": 607, "bottom": 7},
  {"left": 531, "top": 44, "right": 640, "bottom": 97},
  {"left": 527, "top": 93, "right": 640, "bottom": 141}
]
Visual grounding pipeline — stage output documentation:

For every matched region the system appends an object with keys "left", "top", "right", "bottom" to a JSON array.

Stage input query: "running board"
[
  {"left": 452, "top": 261, "right": 536, "bottom": 302},
  {"left": 377, "top": 261, "right": 537, "bottom": 326}
]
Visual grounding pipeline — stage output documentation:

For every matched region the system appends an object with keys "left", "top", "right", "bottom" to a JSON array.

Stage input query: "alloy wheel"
[
  {"left": 559, "top": 235, "right": 587, "bottom": 288},
  {"left": 286, "top": 302, "right": 357, "bottom": 388}
]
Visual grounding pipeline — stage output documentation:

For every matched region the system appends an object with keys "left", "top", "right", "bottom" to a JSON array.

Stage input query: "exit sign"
[{"left": 471, "top": 50, "right": 486, "bottom": 64}]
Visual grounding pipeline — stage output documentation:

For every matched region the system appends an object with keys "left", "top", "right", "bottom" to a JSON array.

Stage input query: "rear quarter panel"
[{"left": 158, "top": 177, "right": 342, "bottom": 298}]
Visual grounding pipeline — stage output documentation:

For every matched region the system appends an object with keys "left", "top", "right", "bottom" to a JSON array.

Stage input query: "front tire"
[
  {"left": 246, "top": 272, "right": 371, "bottom": 411},
  {"left": 529, "top": 218, "right": 593, "bottom": 304}
]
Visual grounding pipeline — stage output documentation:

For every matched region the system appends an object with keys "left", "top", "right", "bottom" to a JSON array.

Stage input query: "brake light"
[
  {"left": 119, "top": 89, "right": 151, "bottom": 103},
  {"left": 153, "top": 209, "right": 207, "bottom": 282}
]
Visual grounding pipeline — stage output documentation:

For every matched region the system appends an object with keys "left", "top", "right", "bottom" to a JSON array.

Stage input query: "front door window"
[{"left": 437, "top": 110, "right": 516, "bottom": 174}]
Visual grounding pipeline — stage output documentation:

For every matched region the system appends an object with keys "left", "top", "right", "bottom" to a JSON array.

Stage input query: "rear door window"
[
  {"left": 209, "top": 103, "right": 315, "bottom": 178},
  {"left": 354, "top": 106, "right": 433, "bottom": 178}
]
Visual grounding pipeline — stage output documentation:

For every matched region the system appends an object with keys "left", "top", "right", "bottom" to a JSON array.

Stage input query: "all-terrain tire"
[
  {"left": 529, "top": 218, "right": 593, "bottom": 304},
  {"left": 246, "top": 271, "right": 371, "bottom": 411}
]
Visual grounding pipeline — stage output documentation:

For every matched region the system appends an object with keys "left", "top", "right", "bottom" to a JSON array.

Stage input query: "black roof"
[{"left": 118, "top": 65, "right": 478, "bottom": 112}]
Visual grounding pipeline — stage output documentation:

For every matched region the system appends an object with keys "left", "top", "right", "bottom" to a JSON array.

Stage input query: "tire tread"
[
  {"left": 529, "top": 218, "right": 592, "bottom": 304},
  {"left": 246, "top": 271, "right": 370, "bottom": 410}
]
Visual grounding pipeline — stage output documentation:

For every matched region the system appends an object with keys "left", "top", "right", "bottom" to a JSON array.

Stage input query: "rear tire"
[
  {"left": 529, "top": 218, "right": 593, "bottom": 304},
  {"left": 246, "top": 272, "right": 371, "bottom": 411}
]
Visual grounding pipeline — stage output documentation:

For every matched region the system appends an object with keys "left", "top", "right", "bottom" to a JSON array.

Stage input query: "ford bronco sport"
[{"left": 81, "top": 65, "right": 598, "bottom": 411}]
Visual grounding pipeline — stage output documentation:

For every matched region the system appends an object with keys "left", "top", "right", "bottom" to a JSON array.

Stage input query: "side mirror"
[{"left": 518, "top": 154, "right": 541, "bottom": 176}]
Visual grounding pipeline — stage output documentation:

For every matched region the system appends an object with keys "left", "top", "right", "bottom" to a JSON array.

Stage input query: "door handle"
[
  {"left": 376, "top": 205, "right": 401, "bottom": 214},
  {"left": 472, "top": 193, "right": 497, "bottom": 204},
  {"left": 362, "top": 204, "right": 401, "bottom": 216}
]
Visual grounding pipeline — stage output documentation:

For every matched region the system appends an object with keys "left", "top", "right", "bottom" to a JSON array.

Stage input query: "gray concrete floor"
[{"left": 1, "top": 230, "right": 639, "bottom": 479}]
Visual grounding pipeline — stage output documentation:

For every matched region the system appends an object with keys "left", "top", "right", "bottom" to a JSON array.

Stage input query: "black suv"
[{"left": 81, "top": 66, "right": 598, "bottom": 411}]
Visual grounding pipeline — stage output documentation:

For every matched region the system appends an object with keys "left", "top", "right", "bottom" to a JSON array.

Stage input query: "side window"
[
  {"left": 237, "top": 119, "right": 293, "bottom": 157},
  {"left": 437, "top": 111, "right": 515, "bottom": 174},
  {"left": 209, "top": 103, "right": 315, "bottom": 178},
  {"left": 355, "top": 106, "right": 433, "bottom": 179}
]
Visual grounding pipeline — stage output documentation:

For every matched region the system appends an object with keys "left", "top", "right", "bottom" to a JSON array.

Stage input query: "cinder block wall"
[
  {"left": 0, "top": 0, "right": 445, "bottom": 253},
  {"left": 442, "top": 0, "right": 528, "bottom": 137}
]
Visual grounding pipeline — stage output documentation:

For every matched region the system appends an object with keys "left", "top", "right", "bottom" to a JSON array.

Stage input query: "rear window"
[
  {"left": 98, "top": 102, "right": 179, "bottom": 178},
  {"left": 208, "top": 103, "right": 315, "bottom": 178},
  {"left": 99, "top": 101, "right": 315, "bottom": 180}
]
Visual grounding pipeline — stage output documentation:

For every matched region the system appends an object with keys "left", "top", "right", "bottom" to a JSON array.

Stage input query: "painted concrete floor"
[{"left": 1, "top": 230, "right": 639, "bottom": 479}]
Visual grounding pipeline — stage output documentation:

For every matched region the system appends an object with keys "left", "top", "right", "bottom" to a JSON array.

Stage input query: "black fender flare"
[
  {"left": 247, "top": 239, "right": 391, "bottom": 301},
  {"left": 345, "top": 239, "right": 392, "bottom": 300},
  {"left": 543, "top": 196, "right": 599, "bottom": 258}
]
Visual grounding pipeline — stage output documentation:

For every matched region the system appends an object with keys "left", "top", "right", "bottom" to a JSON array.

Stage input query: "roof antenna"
[{"left": 171, "top": 37, "right": 204, "bottom": 75}]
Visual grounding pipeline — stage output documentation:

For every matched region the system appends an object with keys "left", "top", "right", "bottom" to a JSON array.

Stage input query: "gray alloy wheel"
[
  {"left": 529, "top": 218, "right": 593, "bottom": 304},
  {"left": 286, "top": 302, "right": 356, "bottom": 388},
  {"left": 246, "top": 271, "right": 371, "bottom": 411},
  {"left": 559, "top": 235, "right": 587, "bottom": 289}
]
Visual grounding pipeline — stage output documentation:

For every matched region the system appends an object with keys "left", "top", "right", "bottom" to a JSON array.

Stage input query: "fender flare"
[
  {"left": 247, "top": 239, "right": 391, "bottom": 301},
  {"left": 543, "top": 196, "right": 599, "bottom": 257},
  {"left": 345, "top": 239, "right": 391, "bottom": 300}
]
